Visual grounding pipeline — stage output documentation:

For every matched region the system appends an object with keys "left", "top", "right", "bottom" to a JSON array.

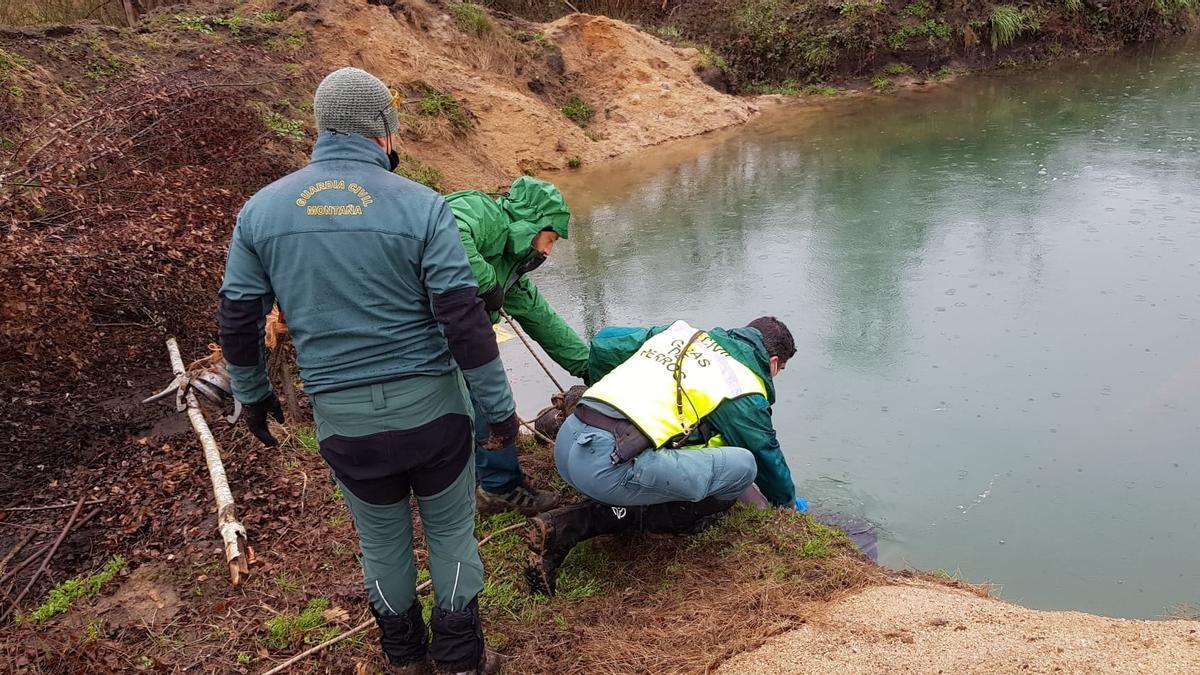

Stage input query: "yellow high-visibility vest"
[{"left": 583, "top": 320, "right": 767, "bottom": 449}]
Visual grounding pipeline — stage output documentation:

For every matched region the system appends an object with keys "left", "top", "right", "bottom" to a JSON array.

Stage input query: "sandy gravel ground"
[{"left": 720, "top": 582, "right": 1200, "bottom": 674}]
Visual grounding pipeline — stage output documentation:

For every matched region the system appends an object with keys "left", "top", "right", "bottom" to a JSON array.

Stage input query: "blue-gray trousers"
[{"left": 553, "top": 413, "right": 757, "bottom": 506}]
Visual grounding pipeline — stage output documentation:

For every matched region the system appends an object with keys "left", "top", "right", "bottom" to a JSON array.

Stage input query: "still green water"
[{"left": 500, "top": 40, "right": 1200, "bottom": 618}]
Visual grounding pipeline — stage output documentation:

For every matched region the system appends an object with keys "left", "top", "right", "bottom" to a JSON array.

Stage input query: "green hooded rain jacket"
[{"left": 445, "top": 177, "right": 590, "bottom": 380}]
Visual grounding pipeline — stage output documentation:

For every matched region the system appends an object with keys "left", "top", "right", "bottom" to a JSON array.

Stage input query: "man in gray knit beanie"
[
  {"left": 314, "top": 67, "right": 401, "bottom": 144},
  {"left": 218, "top": 66, "right": 513, "bottom": 673}
]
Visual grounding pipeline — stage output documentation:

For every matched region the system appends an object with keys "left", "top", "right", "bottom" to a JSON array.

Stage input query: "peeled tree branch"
[{"left": 161, "top": 337, "right": 253, "bottom": 586}]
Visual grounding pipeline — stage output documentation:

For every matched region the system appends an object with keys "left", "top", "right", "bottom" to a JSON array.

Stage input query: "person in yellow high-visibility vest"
[{"left": 523, "top": 317, "right": 799, "bottom": 596}]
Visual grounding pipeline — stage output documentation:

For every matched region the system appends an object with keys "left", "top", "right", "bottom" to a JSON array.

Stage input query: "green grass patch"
[
  {"left": 689, "top": 502, "right": 775, "bottom": 549},
  {"left": 886, "top": 19, "right": 952, "bottom": 50},
  {"left": 0, "top": 48, "right": 31, "bottom": 76},
  {"left": 653, "top": 25, "right": 683, "bottom": 42},
  {"left": 173, "top": 14, "right": 251, "bottom": 36},
  {"left": 450, "top": 2, "right": 492, "bottom": 37},
  {"left": 736, "top": 0, "right": 791, "bottom": 46},
  {"left": 262, "top": 110, "right": 305, "bottom": 141},
  {"left": 990, "top": 5, "right": 1040, "bottom": 50},
  {"left": 799, "top": 537, "right": 830, "bottom": 558},
  {"left": 871, "top": 75, "right": 893, "bottom": 91},
  {"left": 803, "top": 43, "right": 837, "bottom": 68},
  {"left": 553, "top": 540, "right": 606, "bottom": 600},
  {"left": 902, "top": 1, "right": 930, "bottom": 18},
  {"left": 254, "top": 10, "right": 286, "bottom": 22},
  {"left": 394, "top": 154, "right": 444, "bottom": 192},
  {"left": 24, "top": 556, "right": 125, "bottom": 622},
  {"left": 263, "top": 598, "right": 331, "bottom": 650},
  {"left": 932, "top": 66, "right": 956, "bottom": 81},
  {"left": 1156, "top": 0, "right": 1198, "bottom": 14},
  {"left": 274, "top": 572, "right": 301, "bottom": 594},
  {"left": 292, "top": 425, "right": 319, "bottom": 452},
  {"left": 481, "top": 578, "right": 524, "bottom": 616},
  {"left": 694, "top": 46, "right": 728, "bottom": 73},
  {"left": 265, "top": 31, "right": 310, "bottom": 53},
  {"left": 417, "top": 87, "right": 472, "bottom": 130},
  {"left": 567, "top": 156, "right": 582, "bottom": 169},
  {"left": 513, "top": 30, "right": 547, "bottom": 45},
  {"left": 883, "top": 62, "right": 913, "bottom": 76},
  {"left": 559, "top": 96, "right": 594, "bottom": 127},
  {"left": 803, "top": 84, "right": 838, "bottom": 96},
  {"left": 745, "top": 80, "right": 801, "bottom": 95},
  {"left": 839, "top": 0, "right": 884, "bottom": 17}
]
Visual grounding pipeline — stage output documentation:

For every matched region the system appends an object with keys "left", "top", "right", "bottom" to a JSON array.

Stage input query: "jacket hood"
[
  {"left": 498, "top": 176, "right": 571, "bottom": 239},
  {"left": 708, "top": 326, "right": 777, "bottom": 404}
]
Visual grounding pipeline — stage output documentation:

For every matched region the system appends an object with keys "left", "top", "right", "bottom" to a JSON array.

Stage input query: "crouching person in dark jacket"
[{"left": 218, "top": 67, "right": 512, "bottom": 674}]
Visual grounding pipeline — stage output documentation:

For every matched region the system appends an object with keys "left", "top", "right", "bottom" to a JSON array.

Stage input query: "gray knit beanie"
[{"left": 313, "top": 67, "right": 400, "bottom": 138}]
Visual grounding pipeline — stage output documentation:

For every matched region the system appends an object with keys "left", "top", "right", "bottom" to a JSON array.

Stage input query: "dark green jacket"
[
  {"left": 445, "top": 177, "right": 590, "bottom": 379},
  {"left": 587, "top": 323, "right": 797, "bottom": 506},
  {"left": 218, "top": 132, "right": 514, "bottom": 425}
]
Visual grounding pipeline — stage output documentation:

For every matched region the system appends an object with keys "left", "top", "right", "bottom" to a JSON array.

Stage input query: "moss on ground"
[{"left": 23, "top": 556, "right": 125, "bottom": 623}]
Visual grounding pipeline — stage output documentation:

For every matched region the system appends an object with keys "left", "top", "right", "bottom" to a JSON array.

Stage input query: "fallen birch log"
[{"left": 164, "top": 337, "right": 252, "bottom": 586}]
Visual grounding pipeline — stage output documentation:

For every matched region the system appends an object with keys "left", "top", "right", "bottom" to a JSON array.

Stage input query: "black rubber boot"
[
  {"left": 523, "top": 499, "right": 635, "bottom": 596},
  {"left": 429, "top": 595, "right": 488, "bottom": 673},
  {"left": 371, "top": 600, "right": 430, "bottom": 673},
  {"left": 636, "top": 497, "right": 736, "bottom": 535}
]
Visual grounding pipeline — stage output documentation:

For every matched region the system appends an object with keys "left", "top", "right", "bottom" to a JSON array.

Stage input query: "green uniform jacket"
[
  {"left": 218, "top": 132, "right": 514, "bottom": 426},
  {"left": 586, "top": 323, "right": 797, "bottom": 507},
  {"left": 445, "top": 177, "right": 590, "bottom": 380}
]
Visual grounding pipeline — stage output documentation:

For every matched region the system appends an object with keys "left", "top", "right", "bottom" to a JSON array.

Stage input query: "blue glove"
[{"left": 794, "top": 496, "right": 809, "bottom": 513}]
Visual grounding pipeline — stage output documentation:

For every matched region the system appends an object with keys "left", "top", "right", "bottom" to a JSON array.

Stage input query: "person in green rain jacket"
[{"left": 446, "top": 177, "right": 590, "bottom": 515}]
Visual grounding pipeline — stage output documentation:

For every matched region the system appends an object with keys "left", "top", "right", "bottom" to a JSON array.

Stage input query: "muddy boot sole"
[{"left": 522, "top": 518, "right": 556, "bottom": 596}]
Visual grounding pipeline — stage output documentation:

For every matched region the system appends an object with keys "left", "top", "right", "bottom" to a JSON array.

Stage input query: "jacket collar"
[
  {"left": 709, "top": 327, "right": 777, "bottom": 404},
  {"left": 309, "top": 131, "right": 391, "bottom": 171}
]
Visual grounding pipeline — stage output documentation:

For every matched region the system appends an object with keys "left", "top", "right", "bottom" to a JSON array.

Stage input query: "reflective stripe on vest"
[{"left": 583, "top": 320, "right": 767, "bottom": 449}]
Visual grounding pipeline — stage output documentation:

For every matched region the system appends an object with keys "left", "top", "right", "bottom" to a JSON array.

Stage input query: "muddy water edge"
[{"left": 498, "top": 38, "right": 1200, "bottom": 618}]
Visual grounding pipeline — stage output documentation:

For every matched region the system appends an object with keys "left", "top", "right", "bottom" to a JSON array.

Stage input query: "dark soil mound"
[{"left": 0, "top": 18, "right": 314, "bottom": 499}]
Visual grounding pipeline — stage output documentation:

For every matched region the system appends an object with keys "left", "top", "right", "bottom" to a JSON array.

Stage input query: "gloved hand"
[
  {"left": 794, "top": 496, "right": 810, "bottom": 513},
  {"left": 480, "top": 283, "right": 505, "bottom": 312},
  {"left": 241, "top": 392, "right": 285, "bottom": 448},
  {"left": 482, "top": 412, "right": 520, "bottom": 450}
]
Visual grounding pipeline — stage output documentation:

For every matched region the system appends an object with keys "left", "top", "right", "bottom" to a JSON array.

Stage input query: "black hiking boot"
[
  {"left": 523, "top": 500, "right": 635, "bottom": 596},
  {"left": 371, "top": 600, "right": 430, "bottom": 673},
  {"left": 475, "top": 481, "right": 560, "bottom": 517},
  {"left": 636, "top": 497, "right": 736, "bottom": 535}
]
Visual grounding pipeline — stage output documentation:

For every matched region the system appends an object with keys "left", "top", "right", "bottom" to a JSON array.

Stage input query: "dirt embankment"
[
  {"left": 308, "top": 0, "right": 754, "bottom": 188},
  {"left": 485, "top": 0, "right": 1200, "bottom": 91}
]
